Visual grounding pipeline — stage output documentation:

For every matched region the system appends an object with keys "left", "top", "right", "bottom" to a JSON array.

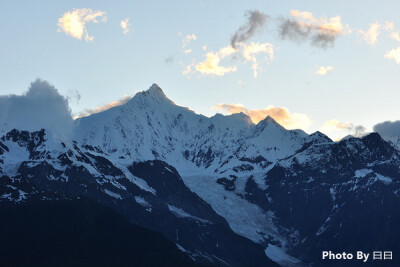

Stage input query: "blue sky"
[{"left": 1, "top": 0, "right": 400, "bottom": 140}]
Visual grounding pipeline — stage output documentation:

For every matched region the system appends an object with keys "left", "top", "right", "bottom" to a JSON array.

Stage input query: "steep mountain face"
[
  {"left": 1, "top": 84, "right": 400, "bottom": 266},
  {"left": 256, "top": 133, "right": 400, "bottom": 265},
  {"left": 0, "top": 129, "right": 274, "bottom": 267},
  {"left": 74, "top": 84, "right": 308, "bottom": 176}
]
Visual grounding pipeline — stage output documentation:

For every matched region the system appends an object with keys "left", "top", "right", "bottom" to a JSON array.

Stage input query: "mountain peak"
[
  {"left": 128, "top": 84, "right": 173, "bottom": 106},
  {"left": 308, "top": 131, "right": 332, "bottom": 143},
  {"left": 148, "top": 83, "right": 164, "bottom": 93},
  {"left": 256, "top": 115, "right": 281, "bottom": 127},
  {"left": 231, "top": 112, "right": 253, "bottom": 123},
  {"left": 252, "top": 115, "right": 286, "bottom": 137},
  {"left": 361, "top": 132, "right": 384, "bottom": 144},
  {"left": 145, "top": 83, "right": 168, "bottom": 98},
  {"left": 210, "top": 112, "right": 253, "bottom": 129}
]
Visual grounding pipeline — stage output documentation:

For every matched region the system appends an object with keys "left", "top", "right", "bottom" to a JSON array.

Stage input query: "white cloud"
[
  {"left": 241, "top": 42, "right": 274, "bottom": 78},
  {"left": 195, "top": 53, "right": 237, "bottom": 76},
  {"left": 194, "top": 45, "right": 237, "bottom": 76},
  {"left": 385, "top": 47, "right": 400, "bottom": 64},
  {"left": 290, "top": 10, "right": 351, "bottom": 35},
  {"left": 57, "top": 8, "right": 107, "bottom": 41},
  {"left": 322, "top": 119, "right": 353, "bottom": 130},
  {"left": 315, "top": 66, "right": 334, "bottom": 76},
  {"left": 386, "top": 21, "right": 400, "bottom": 42},
  {"left": 120, "top": 18, "right": 131, "bottom": 34},
  {"left": 390, "top": 32, "right": 400, "bottom": 42},
  {"left": 358, "top": 21, "right": 400, "bottom": 45},
  {"left": 358, "top": 22, "right": 381, "bottom": 45},
  {"left": 187, "top": 42, "right": 276, "bottom": 78}
]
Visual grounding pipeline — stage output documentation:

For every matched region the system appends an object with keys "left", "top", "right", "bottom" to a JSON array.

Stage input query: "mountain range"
[{"left": 1, "top": 84, "right": 399, "bottom": 266}]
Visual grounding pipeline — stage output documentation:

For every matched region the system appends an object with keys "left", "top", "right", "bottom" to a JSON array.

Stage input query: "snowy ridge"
[{"left": 74, "top": 84, "right": 313, "bottom": 177}]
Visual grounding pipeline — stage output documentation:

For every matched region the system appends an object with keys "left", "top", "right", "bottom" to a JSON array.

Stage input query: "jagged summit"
[
  {"left": 254, "top": 115, "right": 284, "bottom": 132},
  {"left": 231, "top": 112, "right": 253, "bottom": 123},
  {"left": 361, "top": 132, "right": 385, "bottom": 144},
  {"left": 73, "top": 83, "right": 311, "bottom": 174},
  {"left": 146, "top": 83, "right": 167, "bottom": 97},
  {"left": 257, "top": 115, "right": 279, "bottom": 125},
  {"left": 127, "top": 83, "right": 173, "bottom": 106},
  {"left": 309, "top": 131, "right": 332, "bottom": 142},
  {"left": 210, "top": 112, "right": 253, "bottom": 126}
]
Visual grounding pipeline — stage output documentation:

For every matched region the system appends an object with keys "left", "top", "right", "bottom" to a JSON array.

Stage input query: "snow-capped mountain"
[
  {"left": 74, "top": 84, "right": 309, "bottom": 176},
  {"left": 1, "top": 84, "right": 400, "bottom": 266},
  {"left": 0, "top": 129, "right": 274, "bottom": 266}
]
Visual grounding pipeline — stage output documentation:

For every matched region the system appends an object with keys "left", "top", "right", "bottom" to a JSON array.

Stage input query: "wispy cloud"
[
  {"left": 181, "top": 33, "right": 197, "bottom": 54},
  {"left": 212, "top": 103, "right": 313, "bottom": 130},
  {"left": 75, "top": 95, "right": 132, "bottom": 118},
  {"left": 238, "top": 80, "right": 245, "bottom": 87},
  {"left": 390, "top": 32, "right": 400, "bottom": 42},
  {"left": 57, "top": 8, "right": 107, "bottom": 41},
  {"left": 357, "top": 21, "right": 400, "bottom": 64},
  {"left": 241, "top": 42, "right": 274, "bottom": 78},
  {"left": 185, "top": 42, "right": 275, "bottom": 78},
  {"left": 315, "top": 65, "right": 334, "bottom": 76},
  {"left": 182, "top": 34, "right": 197, "bottom": 48},
  {"left": 322, "top": 120, "right": 353, "bottom": 130},
  {"left": 321, "top": 119, "right": 366, "bottom": 140},
  {"left": 354, "top": 125, "right": 367, "bottom": 137},
  {"left": 231, "top": 10, "right": 269, "bottom": 48},
  {"left": 182, "top": 10, "right": 351, "bottom": 78},
  {"left": 120, "top": 18, "right": 131, "bottom": 34},
  {"left": 278, "top": 10, "right": 351, "bottom": 48},
  {"left": 165, "top": 56, "right": 174, "bottom": 64},
  {"left": 181, "top": 63, "right": 193, "bottom": 77},
  {"left": 66, "top": 90, "right": 81, "bottom": 105},
  {"left": 358, "top": 22, "right": 381, "bottom": 45},
  {"left": 357, "top": 21, "right": 400, "bottom": 46},
  {"left": 370, "top": 22, "right": 400, "bottom": 64}
]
